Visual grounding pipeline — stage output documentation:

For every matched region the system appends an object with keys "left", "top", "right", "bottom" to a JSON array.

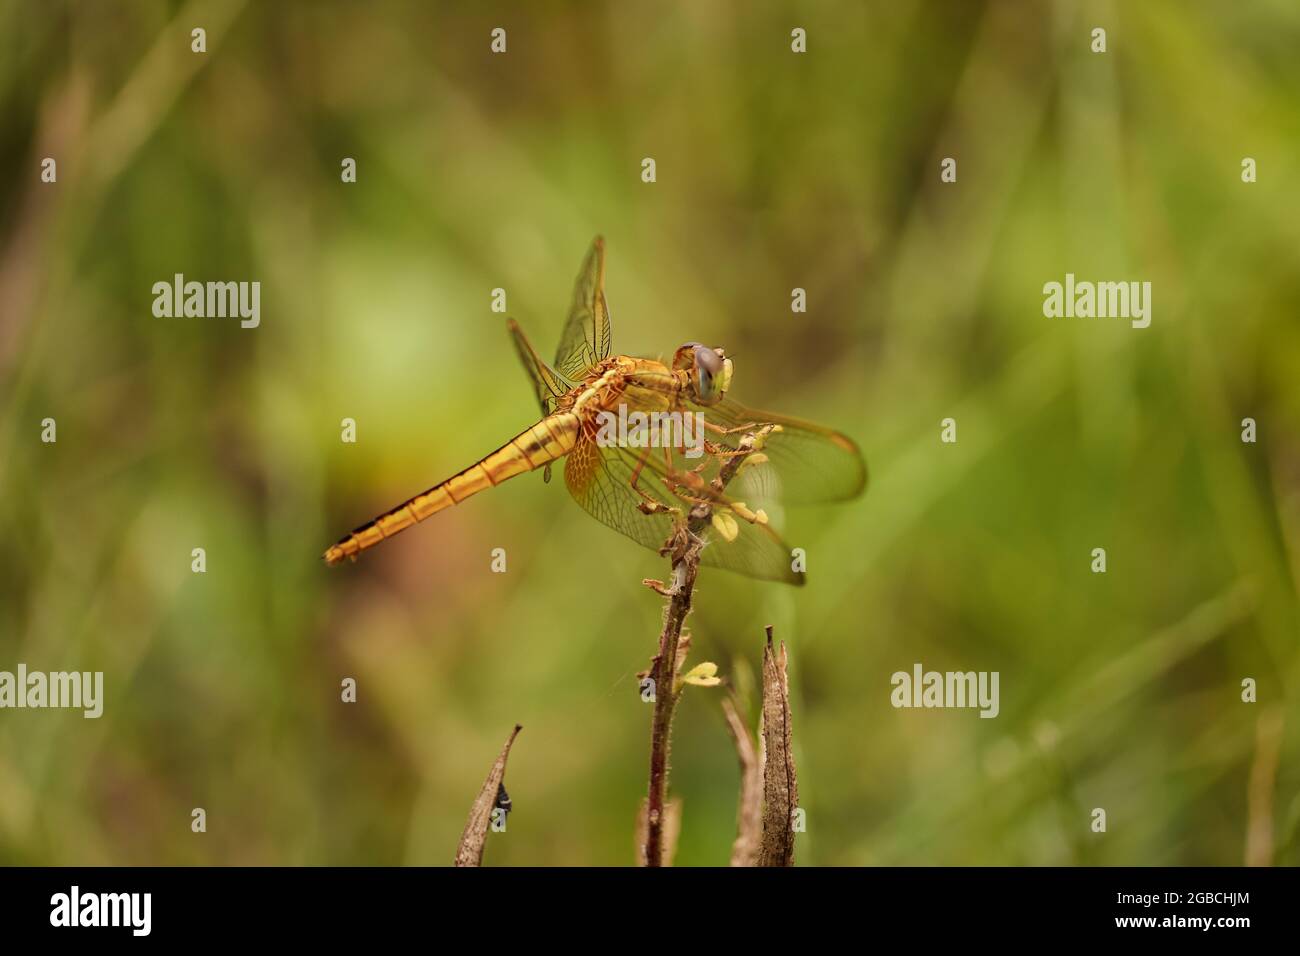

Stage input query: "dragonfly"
[{"left": 324, "top": 237, "right": 866, "bottom": 584}]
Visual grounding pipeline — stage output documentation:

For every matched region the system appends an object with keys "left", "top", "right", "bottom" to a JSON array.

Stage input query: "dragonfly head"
[{"left": 674, "top": 343, "right": 733, "bottom": 406}]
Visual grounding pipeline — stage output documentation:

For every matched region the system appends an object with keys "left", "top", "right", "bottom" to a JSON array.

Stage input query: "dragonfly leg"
[
  {"left": 630, "top": 444, "right": 680, "bottom": 517},
  {"left": 641, "top": 446, "right": 719, "bottom": 513},
  {"left": 703, "top": 439, "right": 752, "bottom": 459},
  {"left": 659, "top": 447, "right": 704, "bottom": 495},
  {"left": 693, "top": 447, "right": 772, "bottom": 526},
  {"left": 703, "top": 418, "right": 766, "bottom": 436}
]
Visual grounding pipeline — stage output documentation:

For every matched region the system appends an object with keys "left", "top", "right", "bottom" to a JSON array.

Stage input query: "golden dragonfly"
[{"left": 324, "top": 237, "right": 865, "bottom": 583}]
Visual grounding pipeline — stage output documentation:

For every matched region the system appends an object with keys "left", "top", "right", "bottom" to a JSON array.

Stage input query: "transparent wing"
[
  {"left": 689, "top": 396, "right": 867, "bottom": 506},
  {"left": 564, "top": 433, "right": 802, "bottom": 585},
  {"left": 564, "top": 435, "right": 677, "bottom": 555},
  {"left": 553, "top": 236, "right": 613, "bottom": 380},
  {"left": 507, "top": 318, "right": 568, "bottom": 417}
]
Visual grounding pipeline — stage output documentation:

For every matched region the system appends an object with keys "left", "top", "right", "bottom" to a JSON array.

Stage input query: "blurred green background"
[{"left": 1, "top": 0, "right": 1298, "bottom": 866}]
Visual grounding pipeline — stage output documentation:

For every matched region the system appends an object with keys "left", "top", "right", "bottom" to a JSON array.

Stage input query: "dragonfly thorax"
[{"left": 566, "top": 355, "right": 685, "bottom": 423}]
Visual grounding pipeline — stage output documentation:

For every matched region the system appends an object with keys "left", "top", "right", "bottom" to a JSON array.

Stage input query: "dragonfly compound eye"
[
  {"left": 694, "top": 345, "right": 723, "bottom": 377},
  {"left": 691, "top": 345, "right": 730, "bottom": 403}
]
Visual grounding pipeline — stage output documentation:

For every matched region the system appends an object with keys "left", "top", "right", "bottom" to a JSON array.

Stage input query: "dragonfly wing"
[
  {"left": 553, "top": 236, "right": 614, "bottom": 380},
  {"left": 564, "top": 433, "right": 679, "bottom": 554},
  {"left": 633, "top": 439, "right": 802, "bottom": 584},
  {"left": 690, "top": 396, "right": 867, "bottom": 505},
  {"left": 507, "top": 318, "right": 569, "bottom": 417},
  {"left": 695, "top": 512, "right": 801, "bottom": 585},
  {"left": 564, "top": 435, "right": 802, "bottom": 585}
]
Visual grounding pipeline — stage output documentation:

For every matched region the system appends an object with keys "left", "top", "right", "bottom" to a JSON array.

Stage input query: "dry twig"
[
  {"left": 640, "top": 427, "right": 773, "bottom": 866},
  {"left": 758, "top": 626, "right": 798, "bottom": 866},
  {"left": 454, "top": 724, "right": 522, "bottom": 867}
]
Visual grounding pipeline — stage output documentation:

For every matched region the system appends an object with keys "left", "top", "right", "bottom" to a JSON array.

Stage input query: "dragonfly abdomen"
[{"left": 324, "top": 413, "right": 581, "bottom": 565}]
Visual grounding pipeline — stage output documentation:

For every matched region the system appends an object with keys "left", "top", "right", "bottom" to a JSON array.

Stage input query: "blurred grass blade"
[
  {"left": 722, "top": 696, "right": 761, "bottom": 867},
  {"left": 759, "top": 626, "right": 798, "bottom": 867},
  {"left": 1246, "top": 706, "right": 1285, "bottom": 867},
  {"left": 454, "top": 724, "right": 522, "bottom": 867}
]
